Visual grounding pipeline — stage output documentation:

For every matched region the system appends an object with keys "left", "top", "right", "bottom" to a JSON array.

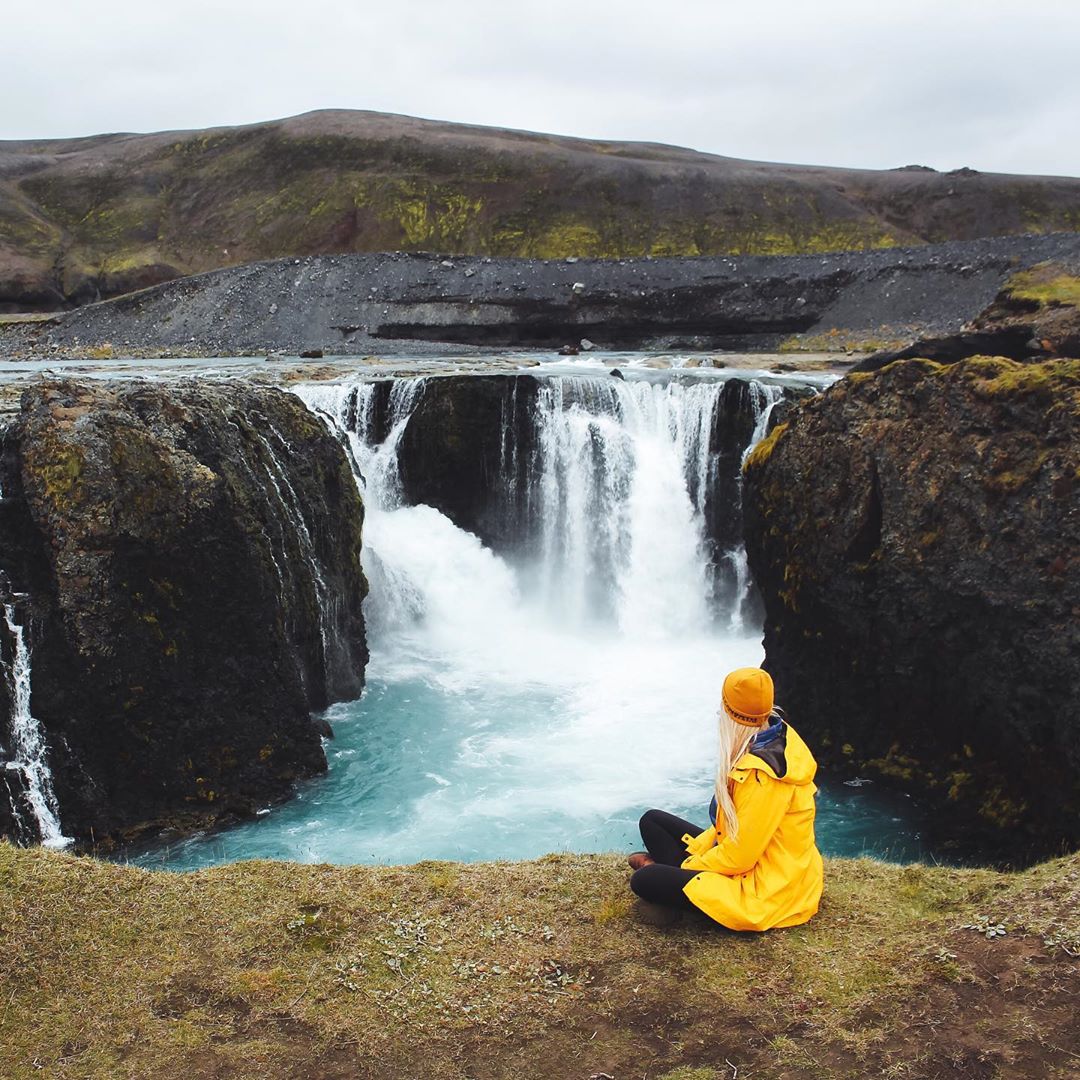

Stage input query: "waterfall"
[
  {"left": 741, "top": 382, "right": 786, "bottom": 468},
  {"left": 2, "top": 601, "right": 71, "bottom": 848},
  {"left": 296, "top": 379, "right": 455, "bottom": 634},
  {"left": 297, "top": 372, "right": 787, "bottom": 639},
  {"left": 133, "top": 370, "right": 811, "bottom": 869},
  {"left": 299, "top": 379, "right": 427, "bottom": 512},
  {"left": 725, "top": 380, "right": 787, "bottom": 629},
  {"left": 529, "top": 377, "right": 719, "bottom": 635},
  {"left": 250, "top": 422, "right": 335, "bottom": 674}
]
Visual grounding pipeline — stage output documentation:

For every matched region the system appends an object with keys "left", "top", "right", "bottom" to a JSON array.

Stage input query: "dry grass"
[
  {"left": 0, "top": 312, "right": 55, "bottom": 325},
  {"left": 1, "top": 845, "right": 1077, "bottom": 1079}
]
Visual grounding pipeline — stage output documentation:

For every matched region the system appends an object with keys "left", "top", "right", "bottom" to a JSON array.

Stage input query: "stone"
[
  {"left": 0, "top": 380, "right": 369, "bottom": 847},
  {"left": 397, "top": 375, "right": 542, "bottom": 552},
  {"left": 743, "top": 358, "right": 1080, "bottom": 859}
]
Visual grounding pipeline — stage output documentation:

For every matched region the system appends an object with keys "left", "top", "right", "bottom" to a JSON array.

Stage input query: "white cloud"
[{"left": 2, "top": 0, "right": 1078, "bottom": 176}]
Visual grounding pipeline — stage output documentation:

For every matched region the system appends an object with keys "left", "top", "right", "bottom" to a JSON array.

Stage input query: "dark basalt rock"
[
  {"left": 0, "top": 380, "right": 368, "bottom": 847},
  {"left": 397, "top": 374, "right": 542, "bottom": 552},
  {"left": 851, "top": 326, "right": 1039, "bottom": 371},
  {"left": 743, "top": 358, "right": 1080, "bottom": 861}
]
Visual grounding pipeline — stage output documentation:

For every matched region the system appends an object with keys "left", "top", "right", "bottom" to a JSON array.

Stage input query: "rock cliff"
[
  {"left": 397, "top": 374, "right": 540, "bottom": 551},
  {"left": 0, "top": 380, "right": 368, "bottom": 846},
  {"left": 743, "top": 358, "right": 1080, "bottom": 859}
]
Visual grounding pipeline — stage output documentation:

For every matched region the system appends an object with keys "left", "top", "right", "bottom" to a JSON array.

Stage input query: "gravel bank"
[{"left": 2, "top": 234, "right": 1079, "bottom": 359}]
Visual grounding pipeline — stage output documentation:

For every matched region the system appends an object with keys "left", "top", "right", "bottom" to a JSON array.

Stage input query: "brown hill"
[{"left": 2, "top": 109, "right": 1080, "bottom": 311}]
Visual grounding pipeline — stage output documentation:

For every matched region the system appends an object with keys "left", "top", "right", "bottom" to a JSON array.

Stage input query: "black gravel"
[{"left": 2, "top": 234, "right": 1079, "bottom": 359}]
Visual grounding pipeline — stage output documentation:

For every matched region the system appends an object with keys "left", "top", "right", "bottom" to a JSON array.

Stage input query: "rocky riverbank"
[
  {"left": 856, "top": 260, "right": 1080, "bottom": 370},
  {"left": 2, "top": 234, "right": 1079, "bottom": 359},
  {"left": 0, "top": 380, "right": 368, "bottom": 847},
  {"left": 743, "top": 357, "right": 1080, "bottom": 859}
]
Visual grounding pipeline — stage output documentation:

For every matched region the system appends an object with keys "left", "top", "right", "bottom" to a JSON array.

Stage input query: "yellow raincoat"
[{"left": 680, "top": 722, "right": 823, "bottom": 931}]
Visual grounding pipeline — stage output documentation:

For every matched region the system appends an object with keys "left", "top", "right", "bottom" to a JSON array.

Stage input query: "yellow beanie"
[{"left": 722, "top": 667, "right": 775, "bottom": 727}]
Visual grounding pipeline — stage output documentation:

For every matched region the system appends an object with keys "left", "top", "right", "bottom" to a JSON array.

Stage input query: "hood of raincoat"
[{"left": 734, "top": 721, "right": 817, "bottom": 786}]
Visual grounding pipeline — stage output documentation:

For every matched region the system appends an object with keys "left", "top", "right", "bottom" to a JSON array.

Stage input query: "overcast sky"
[{"left": 4, "top": 0, "right": 1078, "bottom": 176}]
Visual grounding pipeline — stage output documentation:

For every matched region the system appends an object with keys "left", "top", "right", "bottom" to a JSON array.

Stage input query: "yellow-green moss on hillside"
[
  {"left": 1005, "top": 265, "right": 1080, "bottom": 308},
  {"left": 966, "top": 356, "right": 1080, "bottom": 401}
]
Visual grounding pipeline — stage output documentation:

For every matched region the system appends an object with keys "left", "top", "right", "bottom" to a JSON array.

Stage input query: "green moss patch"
[
  {"left": 743, "top": 421, "right": 789, "bottom": 472},
  {"left": 965, "top": 355, "right": 1080, "bottom": 402},
  {"left": 1005, "top": 264, "right": 1080, "bottom": 308}
]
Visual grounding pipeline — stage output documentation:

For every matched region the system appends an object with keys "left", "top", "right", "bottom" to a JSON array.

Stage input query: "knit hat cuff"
[{"left": 722, "top": 692, "right": 771, "bottom": 728}]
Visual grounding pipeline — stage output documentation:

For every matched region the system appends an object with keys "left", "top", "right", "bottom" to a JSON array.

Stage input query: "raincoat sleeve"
[{"left": 680, "top": 772, "right": 793, "bottom": 876}]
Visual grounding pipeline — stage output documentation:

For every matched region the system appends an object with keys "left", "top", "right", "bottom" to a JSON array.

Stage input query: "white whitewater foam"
[{"left": 2, "top": 603, "right": 71, "bottom": 848}]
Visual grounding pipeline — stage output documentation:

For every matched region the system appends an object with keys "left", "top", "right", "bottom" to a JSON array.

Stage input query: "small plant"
[
  {"left": 1042, "top": 927, "right": 1080, "bottom": 957},
  {"left": 529, "top": 958, "right": 589, "bottom": 996},
  {"left": 286, "top": 907, "right": 322, "bottom": 934},
  {"left": 479, "top": 915, "right": 528, "bottom": 941},
  {"left": 960, "top": 915, "right": 1007, "bottom": 939},
  {"left": 932, "top": 946, "right": 958, "bottom": 963},
  {"left": 374, "top": 912, "right": 453, "bottom": 979},
  {"left": 452, "top": 958, "right": 506, "bottom": 980},
  {"left": 332, "top": 956, "right": 367, "bottom": 992}
]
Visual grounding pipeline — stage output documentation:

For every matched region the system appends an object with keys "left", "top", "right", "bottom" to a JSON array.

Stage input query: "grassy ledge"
[
  {"left": 1004, "top": 265, "right": 1080, "bottom": 308},
  {"left": 2, "top": 845, "right": 1078, "bottom": 1078}
]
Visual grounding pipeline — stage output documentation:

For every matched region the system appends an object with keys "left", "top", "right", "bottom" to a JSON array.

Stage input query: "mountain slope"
[{"left": 2, "top": 109, "right": 1080, "bottom": 310}]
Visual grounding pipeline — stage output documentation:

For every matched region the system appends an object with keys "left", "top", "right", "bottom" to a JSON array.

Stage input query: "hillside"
[{"left": 3, "top": 109, "right": 1080, "bottom": 311}]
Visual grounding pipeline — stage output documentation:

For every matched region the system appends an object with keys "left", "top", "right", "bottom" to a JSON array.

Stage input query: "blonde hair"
[{"left": 713, "top": 706, "right": 782, "bottom": 840}]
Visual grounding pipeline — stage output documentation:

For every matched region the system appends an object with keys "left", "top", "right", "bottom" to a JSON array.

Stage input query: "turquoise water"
[{"left": 126, "top": 641, "right": 932, "bottom": 871}]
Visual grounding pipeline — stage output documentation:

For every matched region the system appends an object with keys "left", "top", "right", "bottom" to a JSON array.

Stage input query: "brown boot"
[
  {"left": 627, "top": 852, "right": 655, "bottom": 871},
  {"left": 634, "top": 899, "right": 680, "bottom": 927}
]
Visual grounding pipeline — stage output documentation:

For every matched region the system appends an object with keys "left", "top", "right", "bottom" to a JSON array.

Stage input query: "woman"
[{"left": 628, "top": 667, "right": 823, "bottom": 931}]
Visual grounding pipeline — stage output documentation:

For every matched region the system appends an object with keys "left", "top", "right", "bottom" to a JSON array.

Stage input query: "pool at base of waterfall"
[{"left": 126, "top": 630, "right": 934, "bottom": 871}]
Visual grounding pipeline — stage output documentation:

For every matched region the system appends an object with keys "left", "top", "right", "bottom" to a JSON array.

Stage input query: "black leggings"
[{"left": 630, "top": 809, "right": 703, "bottom": 910}]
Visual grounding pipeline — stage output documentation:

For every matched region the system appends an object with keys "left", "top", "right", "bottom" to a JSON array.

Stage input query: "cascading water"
[
  {"left": 1, "top": 601, "right": 71, "bottom": 849},
  {"left": 529, "top": 378, "right": 717, "bottom": 635},
  {"left": 131, "top": 370, "right": 928, "bottom": 869},
  {"left": 298, "top": 379, "right": 436, "bottom": 635},
  {"left": 741, "top": 382, "right": 786, "bottom": 468},
  {"left": 250, "top": 421, "right": 337, "bottom": 679}
]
